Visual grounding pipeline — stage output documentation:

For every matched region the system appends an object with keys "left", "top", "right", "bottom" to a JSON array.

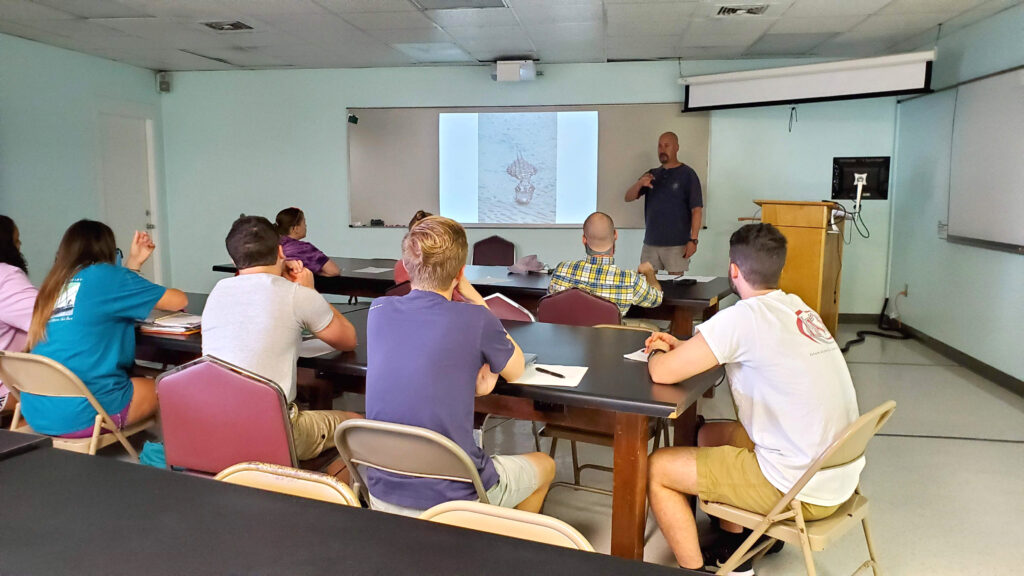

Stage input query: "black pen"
[{"left": 535, "top": 367, "right": 564, "bottom": 379}]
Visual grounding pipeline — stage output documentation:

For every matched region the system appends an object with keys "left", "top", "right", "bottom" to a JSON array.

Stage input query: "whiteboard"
[
  {"left": 948, "top": 69, "right": 1024, "bottom": 251},
  {"left": 347, "top": 104, "right": 709, "bottom": 229}
]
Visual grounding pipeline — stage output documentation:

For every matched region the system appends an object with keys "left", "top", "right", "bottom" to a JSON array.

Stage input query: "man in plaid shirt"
[{"left": 548, "top": 212, "right": 663, "bottom": 317}]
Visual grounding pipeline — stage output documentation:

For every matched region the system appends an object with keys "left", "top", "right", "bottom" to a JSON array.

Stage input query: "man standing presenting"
[{"left": 625, "top": 132, "right": 703, "bottom": 274}]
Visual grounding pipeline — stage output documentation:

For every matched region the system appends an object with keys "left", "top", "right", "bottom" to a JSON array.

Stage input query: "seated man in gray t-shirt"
[{"left": 202, "top": 216, "right": 359, "bottom": 461}]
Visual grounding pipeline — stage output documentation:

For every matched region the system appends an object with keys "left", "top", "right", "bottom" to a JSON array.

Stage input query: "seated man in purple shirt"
[{"left": 365, "top": 216, "right": 555, "bottom": 516}]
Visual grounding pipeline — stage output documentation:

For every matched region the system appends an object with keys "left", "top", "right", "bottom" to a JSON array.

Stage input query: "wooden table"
[
  {"left": 212, "top": 258, "right": 733, "bottom": 336},
  {"left": 0, "top": 445, "right": 702, "bottom": 576},
  {"left": 136, "top": 300, "right": 722, "bottom": 561}
]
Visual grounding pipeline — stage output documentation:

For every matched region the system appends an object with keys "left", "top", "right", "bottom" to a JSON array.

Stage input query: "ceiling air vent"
[
  {"left": 202, "top": 21, "right": 253, "bottom": 32},
  {"left": 716, "top": 5, "right": 768, "bottom": 16}
]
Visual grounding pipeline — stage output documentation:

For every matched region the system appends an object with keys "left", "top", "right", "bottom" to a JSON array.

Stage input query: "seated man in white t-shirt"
[
  {"left": 202, "top": 216, "right": 360, "bottom": 462},
  {"left": 644, "top": 223, "right": 861, "bottom": 575}
]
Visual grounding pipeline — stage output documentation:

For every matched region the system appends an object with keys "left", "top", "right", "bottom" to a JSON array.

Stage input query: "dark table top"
[
  {"left": 213, "top": 258, "right": 733, "bottom": 308},
  {"left": 0, "top": 448, "right": 694, "bottom": 576},
  {"left": 138, "top": 296, "right": 721, "bottom": 419},
  {"left": 0, "top": 429, "right": 51, "bottom": 462}
]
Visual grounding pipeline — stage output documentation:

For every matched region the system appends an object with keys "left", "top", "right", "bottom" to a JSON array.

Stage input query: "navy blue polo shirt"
[{"left": 640, "top": 164, "right": 703, "bottom": 247}]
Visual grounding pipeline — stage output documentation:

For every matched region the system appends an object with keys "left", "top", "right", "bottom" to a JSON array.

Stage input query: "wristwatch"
[{"left": 689, "top": 238, "right": 699, "bottom": 245}]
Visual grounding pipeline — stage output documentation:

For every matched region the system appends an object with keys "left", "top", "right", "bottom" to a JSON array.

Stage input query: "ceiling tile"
[
  {"left": 839, "top": 12, "right": 955, "bottom": 41},
  {"left": 32, "top": 0, "right": 150, "bottom": 18},
  {"left": 745, "top": 32, "right": 835, "bottom": 55},
  {"left": 677, "top": 45, "right": 748, "bottom": 59},
  {"left": 312, "top": 0, "right": 419, "bottom": 12},
  {"left": 534, "top": 43, "right": 605, "bottom": 63},
  {"left": 23, "top": 18, "right": 132, "bottom": 38},
  {"left": 812, "top": 39, "right": 890, "bottom": 57},
  {"left": 341, "top": 10, "right": 437, "bottom": 29},
  {"left": 366, "top": 26, "right": 454, "bottom": 44},
  {"left": 416, "top": 0, "right": 505, "bottom": 8},
  {"left": 0, "top": 0, "right": 77, "bottom": 20},
  {"left": 426, "top": 7, "right": 518, "bottom": 27},
  {"left": 526, "top": 21, "right": 604, "bottom": 47},
  {"left": 679, "top": 17, "right": 776, "bottom": 47},
  {"left": 878, "top": 0, "right": 988, "bottom": 14},
  {"left": 219, "top": 0, "right": 333, "bottom": 17},
  {"left": 606, "top": 3, "right": 697, "bottom": 37},
  {"left": 391, "top": 41, "right": 476, "bottom": 62},
  {"left": 784, "top": 0, "right": 894, "bottom": 17},
  {"left": 444, "top": 24, "right": 530, "bottom": 42},
  {"left": 510, "top": 2, "right": 602, "bottom": 24},
  {"left": 111, "top": 0, "right": 237, "bottom": 19},
  {"left": 90, "top": 17, "right": 265, "bottom": 49},
  {"left": 768, "top": 15, "right": 867, "bottom": 34},
  {"left": 607, "top": 35, "right": 678, "bottom": 60},
  {"left": 267, "top": 13, "right": 377, "bottom": 45}
]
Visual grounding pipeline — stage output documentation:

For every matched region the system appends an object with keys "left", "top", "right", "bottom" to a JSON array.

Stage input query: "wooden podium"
[{"left": 755, "top": 200, "right": 844, "bottom": 335}]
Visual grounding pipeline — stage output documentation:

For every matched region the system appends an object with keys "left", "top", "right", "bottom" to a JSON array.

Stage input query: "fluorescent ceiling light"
[{"left": 679, "top": 50, "right": 935, "bottom": 111}]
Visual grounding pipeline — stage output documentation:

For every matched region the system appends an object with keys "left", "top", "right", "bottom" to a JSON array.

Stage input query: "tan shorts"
[
  {"left": 641, "top": 244, "right": 690, "bottom": 274},
  {"left": 289, "top": 404, "right": 358, "bottom": 461},
  {"left": 697, "top": 424, "right": 839, "bottom": 521}
]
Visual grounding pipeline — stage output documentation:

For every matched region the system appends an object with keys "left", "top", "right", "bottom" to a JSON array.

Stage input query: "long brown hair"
[
  {"left": 27, "top": 220, "right": 117, "bottom": 349},
  {"left": 274, "top": 207, "right": 303, "bottom": 237}
]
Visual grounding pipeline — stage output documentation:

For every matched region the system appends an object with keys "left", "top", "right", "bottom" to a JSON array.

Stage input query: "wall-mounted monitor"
[{"left": 832, "top": 157, "right": 890, "bottom": 202}]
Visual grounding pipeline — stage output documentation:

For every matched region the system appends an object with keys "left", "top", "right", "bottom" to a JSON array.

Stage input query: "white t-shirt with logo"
[{"left": 696, "top": 290, "right": 863, "bottom": 506}]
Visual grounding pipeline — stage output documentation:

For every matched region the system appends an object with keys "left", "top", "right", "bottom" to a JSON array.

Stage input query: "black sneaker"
[{"left": 683, "top": 556, "right": 755, "bottom": 576}]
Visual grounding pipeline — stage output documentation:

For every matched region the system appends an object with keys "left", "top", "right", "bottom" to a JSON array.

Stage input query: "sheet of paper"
[
  {"left": 298, "top": 339, "right": 336, "bottom": 358},
  {"left": 624, "top": 348, "right": 650, "bottom": 363},
  {"left": 510, "top": 364, "right": 587, "bottom": 387},
  {"left": 352, "top": 267, "right": 392, "bottom": 274},
  {"left": 655, "top": 274, "right": 716, "bottom": 282},
  {"left": 470, "top": 276, "right": 512, "bottom": 285}
]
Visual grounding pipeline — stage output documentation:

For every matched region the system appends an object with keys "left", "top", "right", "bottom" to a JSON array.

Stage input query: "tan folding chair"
[
  {"left": 0, "top": 350, "right": 155, "bottom": 460},
  {"left": 539, "top": 323, "right": 669, "bottom": 496},
  {"left": 334, "top": 419, "right": 490, "bottom": 506},
  {"left": 215, "top": 461, "right": 360, "bottom": 507},
  {"left": 421, "top": 500, "right": 595, "bottom": 551},
  {"left": 702, "top": 401, "right": 897, "bottom": 576}
]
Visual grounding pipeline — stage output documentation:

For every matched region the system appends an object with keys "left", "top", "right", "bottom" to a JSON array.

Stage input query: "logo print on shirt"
[
  {"left": 795, "top": 309, "right": 833, "bottom": 344},
  {"left": 51, "top": 279, "right": 81, "bottom": 321}
]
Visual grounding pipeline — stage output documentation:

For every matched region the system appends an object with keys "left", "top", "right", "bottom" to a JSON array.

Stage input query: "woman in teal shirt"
[{"left": 20, "top": 220, "right": 187, "bottom": 436}]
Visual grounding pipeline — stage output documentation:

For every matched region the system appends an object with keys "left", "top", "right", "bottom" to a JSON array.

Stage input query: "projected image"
[
  {"left": 478, "top": 113, "right": 556, "bottom": 224},
  {"left": 439, "top": 111, "right": 598, "bottom": 226}
]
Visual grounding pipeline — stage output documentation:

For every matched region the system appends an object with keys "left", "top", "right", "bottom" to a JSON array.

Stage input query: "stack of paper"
[
  {"left": 510, "top": 364, "right": 587, "bottom": 387},
  {"left": 139, "top": 312, "right": 201, "bottom": 335}
]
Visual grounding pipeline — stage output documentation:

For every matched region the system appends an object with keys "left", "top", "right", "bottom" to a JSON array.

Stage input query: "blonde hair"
[{"left": 401, "top": 216, "right": 467, "bottom": 291}]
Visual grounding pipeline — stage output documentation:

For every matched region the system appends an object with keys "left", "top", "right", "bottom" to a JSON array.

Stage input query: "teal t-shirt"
[{"left": 21, "top": 264, "right": 165, "bottom": 435}]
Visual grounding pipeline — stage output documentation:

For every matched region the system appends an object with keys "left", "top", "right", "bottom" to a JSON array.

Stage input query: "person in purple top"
[
  {"left": 365, "top": 216, "right": 555, "bottom": 516},
  {"left": 274, "top": 207, "right": 340, "bottom": 276}
]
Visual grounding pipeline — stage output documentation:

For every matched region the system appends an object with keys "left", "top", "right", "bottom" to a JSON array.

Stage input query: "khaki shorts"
[
  {"left": 697, "top": 424, "right": 840, "bottom": 521},
  {"left": 289, "top": 404, "right": 357, "bottom": 461},
  {"left": 641, "top": 244, "right": 690, "bottom": 274},
  {"left": 369, "top": 454, "right": 542, "bottom": 517}
]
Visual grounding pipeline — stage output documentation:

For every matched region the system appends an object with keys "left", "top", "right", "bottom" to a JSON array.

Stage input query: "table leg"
[
  {"left": 671, "top": 307, "right": 696, "bottom": 338},
  {"left": 610, "top": 413, "right": 649, "bottom": 560}
]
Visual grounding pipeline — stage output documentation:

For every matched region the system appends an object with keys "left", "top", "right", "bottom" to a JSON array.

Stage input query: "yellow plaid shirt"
[{"left": 548, "top": 256, "right": 663, "bottom": 316}]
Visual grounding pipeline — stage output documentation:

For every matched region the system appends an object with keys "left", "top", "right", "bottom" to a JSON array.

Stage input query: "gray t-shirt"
[{"left": 202, "top": 274, "right": 334, "bottom": 402}]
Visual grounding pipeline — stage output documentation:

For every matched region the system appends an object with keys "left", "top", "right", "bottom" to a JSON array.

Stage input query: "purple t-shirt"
[
  {"left": 365, "top": 290, "right": 514, "bottom": 509},
  {"left": 279, "top": 236, "right": 330, "bottom": 274}
]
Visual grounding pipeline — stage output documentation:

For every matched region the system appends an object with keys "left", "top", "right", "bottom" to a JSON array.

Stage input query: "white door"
[{"left": 98, "top": 113, "right": 161, "bottom": 282}]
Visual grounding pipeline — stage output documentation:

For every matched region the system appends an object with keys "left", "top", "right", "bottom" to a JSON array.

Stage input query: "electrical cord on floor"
[{"left": 840, "top": 296, "right": 911, "bottom": 354}]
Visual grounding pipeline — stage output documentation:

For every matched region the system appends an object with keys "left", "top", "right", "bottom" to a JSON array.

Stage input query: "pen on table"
[{"left": 535, "top": 367, "right": 565, "bottom": 379}]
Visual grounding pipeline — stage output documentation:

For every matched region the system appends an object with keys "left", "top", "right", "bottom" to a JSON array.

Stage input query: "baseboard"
[
  {"left": 838, "top": 313, "right": 879, "bottom": 324},
  {"left": 901, "top": 322, "right": 1024, "bottom": 398}
]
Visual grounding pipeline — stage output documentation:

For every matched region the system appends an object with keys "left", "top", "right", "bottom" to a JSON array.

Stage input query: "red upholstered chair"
[
  {"left": 483, "top": 293, "right": 535, "bottom": 322},
  {"left": 536, "top": 288, "right": 621, "bottom": 327},
  {"left": 385, "top": 281, "right": 412, "bottom": 297},
  {"left": 472, "top": 235, "right": 515, "bottom": 266},
  {"left": 156, "top": 356, "right": 300, "bottom": 474}
]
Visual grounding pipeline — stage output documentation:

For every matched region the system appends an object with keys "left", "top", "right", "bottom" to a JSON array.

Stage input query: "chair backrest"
[
  {"left": 157, "top": 356, "right": 297, "bottom": 473},
  {"left": 215, "top": 461, "right": 360, "bottom": 507},
  {"left": 334, "top": 419, "right": 489, "bottom": 503},
  {"left": 0, "top": 350, "right": 110, "bottom": 417},
  {"left": 768, "top": 401, "right": 896, "bottom": 516},
  {"left": 473, "top": 235, "right": 515, "bottom": 266},
  {"left": 484, "top": 293, "right": 535, "bottom": 323},
  {"left": 536, "top": 288, "right": 621, "bottom": 327},
  {"left": 385, "top": 281, "right": 412, "bottom": 297},
  {"left": 420, "top": 500, "right": 595, "bottom": 551}
]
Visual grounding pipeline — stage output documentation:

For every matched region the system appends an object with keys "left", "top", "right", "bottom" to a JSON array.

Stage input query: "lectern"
[{"left": 755, "top": 200, "right": 844, "bottom": 336}]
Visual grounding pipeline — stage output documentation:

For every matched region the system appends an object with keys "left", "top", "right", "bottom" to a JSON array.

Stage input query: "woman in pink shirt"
[{"left": 0, "top": 216, "right": 38, "bottom": 412}]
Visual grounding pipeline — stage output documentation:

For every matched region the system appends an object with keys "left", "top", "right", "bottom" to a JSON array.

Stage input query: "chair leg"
[
  {"left": 791, "top": 501, "right": 817, "bottom": 576},
  {"left": 88, "top": 415, "right": 102, "bottom": 456},
  {"left": 570, "top": 440, "right": 581, "bottom": 485},
  {"left": 862, "top": 515, "right": 882, "bottom": 576},
  {"left": 532, "top": 421, "right": 541, "bottom": 452},
  {"left": 652, "top": 420, "right": 662, "bottom": 451},
  {"left": 547, "top": 436, "right": 558, "bottom": 459},
  {"left": 10, "top": 402, "right": 22, "bottom": 430}
]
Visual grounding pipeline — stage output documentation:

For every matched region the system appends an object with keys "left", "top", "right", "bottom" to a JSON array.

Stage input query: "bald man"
[
  {"left": 625, "top": 132, "right": 703, "bottom": 275},
  {"left": 548, "top": 212, "right": 663, "bottom": 317}
]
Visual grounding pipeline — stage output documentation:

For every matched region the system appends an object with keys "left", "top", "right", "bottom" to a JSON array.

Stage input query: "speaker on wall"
[{"left": 156, "top": 71, "right": 171, "bottom": 93}]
